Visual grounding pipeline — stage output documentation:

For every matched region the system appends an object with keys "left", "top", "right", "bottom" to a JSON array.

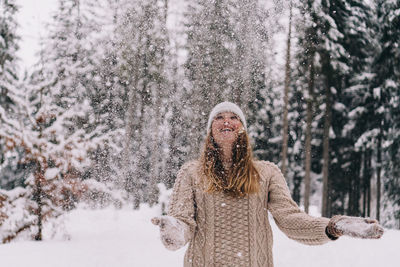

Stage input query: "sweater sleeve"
[
  {"left": 266, "top": 162, "right": 331, "bottom": 245},
  {"left": 167, "top": 161, "right": 197, "bottom": 245}
]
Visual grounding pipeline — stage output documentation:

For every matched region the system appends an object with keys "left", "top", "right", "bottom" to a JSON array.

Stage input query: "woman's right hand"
[{"left": 151, "top": 216, "right": 188, "bottom": 251}]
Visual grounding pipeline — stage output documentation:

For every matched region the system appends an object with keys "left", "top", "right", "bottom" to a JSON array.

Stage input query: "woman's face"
[{"left": 211, "top": 112, "right": 243, "bottom": 148}]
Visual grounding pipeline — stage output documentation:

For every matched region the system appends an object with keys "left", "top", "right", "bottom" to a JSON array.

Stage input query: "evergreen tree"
[
  {"left": 76, "top": 0, "right": 127, "bottom": 195},
  {"left": 294, "top": 0, "right": 319, "bottom": 212},
  {"left": 281, "top": 0, "right": 293, "bottom": 178},
  {"left": 374, "top": 0, "right": 400, "bottom": 226},
  {"left": 320, "top": 0, "right": 375, "bottom": 217},
  {"left": 162, "top": 2, "right": 192, "bottom": 187},
  {"left": 185, "top": 0, "right": 279, "bottom": 157},
  {"left": 294, "top": 0, "right": 376, "bottom": 216},
  {"left": 115, "top": 0, "right": 169, "bottom": 207},
  {"left": 5, "top": 0, "right": 111, "bottom": 240},
  {"left": 184, "top": 0, "right": 236, "bottom": 153},
  {"left": 0, "top": 0, "right": 26, "bottom": 189}
]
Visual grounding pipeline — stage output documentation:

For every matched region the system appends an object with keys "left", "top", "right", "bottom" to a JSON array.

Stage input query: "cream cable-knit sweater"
[{"left": 168, "top": 160, "right": 331, "bottom": 267}]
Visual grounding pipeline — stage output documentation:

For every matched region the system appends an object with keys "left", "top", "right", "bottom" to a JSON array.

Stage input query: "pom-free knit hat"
[{"left": 207, "top": 102, "right": 247, "bottom": 132}]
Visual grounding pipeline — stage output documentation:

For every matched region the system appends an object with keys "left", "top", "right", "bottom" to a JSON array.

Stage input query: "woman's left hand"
[{"left": 326, "top": 215, "right": 384, "bottom": 239}]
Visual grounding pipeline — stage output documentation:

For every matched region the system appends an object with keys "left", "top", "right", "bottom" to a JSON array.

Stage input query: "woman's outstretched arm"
[
  {"left": 266, "top": 162, "right": 383, "bottom": 245},
  {"left": 266, "top": 162, "right": 331, "bottom": 245},
  {"left": 152, "top": 161, "right": 197, "bottom": 250}
]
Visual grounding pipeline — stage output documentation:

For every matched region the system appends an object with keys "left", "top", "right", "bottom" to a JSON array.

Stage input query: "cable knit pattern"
[
  {"left": 167, "top": 160, "right": 331, "bottom": 267},
  {"left": 214, "top": 193, "right": 250, "bottom": 266}
]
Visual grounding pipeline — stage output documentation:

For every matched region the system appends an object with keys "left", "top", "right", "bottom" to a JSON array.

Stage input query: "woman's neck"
[{"left": 220, "top": 145, "right": 233, "bottom": 168}]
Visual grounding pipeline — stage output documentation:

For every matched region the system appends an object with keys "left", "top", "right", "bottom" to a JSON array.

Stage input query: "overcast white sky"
[{"left": 15, "top": 0, "right": 57, "bottom": 72}]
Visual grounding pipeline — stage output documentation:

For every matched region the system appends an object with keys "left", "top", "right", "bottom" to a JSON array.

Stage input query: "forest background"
[{"left": 0, "top": 0, "right": 399, "bottom": 243}]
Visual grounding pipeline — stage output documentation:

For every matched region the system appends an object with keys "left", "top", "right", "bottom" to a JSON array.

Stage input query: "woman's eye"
[
  {"left": 231, "top": 116, "right": 238, "bottom": 120},
  {"left": 216, "top": 116, "right": 223, "bottom": 120}
]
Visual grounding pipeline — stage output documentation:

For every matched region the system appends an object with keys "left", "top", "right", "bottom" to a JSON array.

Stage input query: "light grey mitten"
[
  {"left": 327, "top": 215, "right": 384, "bottom": 239},
  {"left": 151, "top": 215, "right": 190, "bottom": 251}
]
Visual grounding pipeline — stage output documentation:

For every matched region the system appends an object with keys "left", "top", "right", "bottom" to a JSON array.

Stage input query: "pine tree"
[
  {"left": 184, "top": 0, "right": 236, "bottom": 153},
  {"left": 0, "top": 0, "right": 111, "bottom": 241},
  {"left": 294, "top": 0, "right": 376, "bottom": 216},
  {"left": 373, "top": 0, "right": 400, "bottom": 226},
  {"left": 281, "top": 0, "right": 293, "bottom": 178},
  {"left": 0, "top": 0, "right": 25, "bottom": 189},
  {"left": 245, "top": 0, "right": 284, "bottom": 168},
  {"left": 162, "top": 0, "right": 191, "bottom": 187},
  {"left": 115, "top": 0, "right": 169, "bottom": 207},
  {"left": 295, "top": 0, "right": 318, "bottom": 213},
  {"left": 185, "top": 0, "right": 279, "bottom": 158},
  {"left": 74, "top": 0, "right": 127, "bottom": 197}
]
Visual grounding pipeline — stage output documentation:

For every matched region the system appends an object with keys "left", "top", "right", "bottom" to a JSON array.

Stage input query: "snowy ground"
[{"left": 0, "top": 204, "right": 398, "bottom": 267}]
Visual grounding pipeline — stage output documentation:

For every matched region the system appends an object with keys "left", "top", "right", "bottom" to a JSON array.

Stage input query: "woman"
[{"left": 152, "top": 102, "right": 384, "bottom": 267}]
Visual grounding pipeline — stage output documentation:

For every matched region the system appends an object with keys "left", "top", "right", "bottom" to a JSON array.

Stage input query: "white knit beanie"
[{"left": 207, "top": 102, "right": 247, "bottom": 132}]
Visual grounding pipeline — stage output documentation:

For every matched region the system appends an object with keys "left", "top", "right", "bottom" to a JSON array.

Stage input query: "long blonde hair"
[{"left": 200, "top": 129, "right": 260, "bottom": 196}]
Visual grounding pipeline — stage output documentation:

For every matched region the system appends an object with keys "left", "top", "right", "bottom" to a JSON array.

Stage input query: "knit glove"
[
  {"left": 151, "top": 215, "right": 190, "bottom": 251},
  {"left": 326, "top": 215, "right": 384, "bottom": 240}
]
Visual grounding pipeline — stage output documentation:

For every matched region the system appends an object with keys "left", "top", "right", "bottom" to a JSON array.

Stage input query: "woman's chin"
[{"left": 215, "top": 137, "right": 236, "bottom": 147}]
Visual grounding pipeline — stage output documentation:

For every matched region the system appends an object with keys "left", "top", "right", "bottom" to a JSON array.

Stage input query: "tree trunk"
[
  {"left": 362, "top": 150, "right": 371, "bottom": 217},
  {"left": 347, "top": 153, "right": 361, "bottom": 216},
  {"left": 376, "top": 123, "right": 382, "bottom": 221},
  {"left": 123, "top": 58, "right": 140, "bottom": 208},
  {"left": 123, "top": 85, "right": 137, "bottom": 195},
  {"left": 34, "top": 170, "right": 43, "bottom": 241},
  {"left": 304, "top": 39, "right": 315, "bottom": 214},
  {"left": 321, "top": 84, "right": 332, "bottom": 217},
  {"left": 281, "top": 0, "right": 292, "bottom": 178},
  {"left": 35, "top": 85, "right": 45, "bottom": 241},
  {"left": 367, "top": 151, "right": 371, "bottom": 217}
]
